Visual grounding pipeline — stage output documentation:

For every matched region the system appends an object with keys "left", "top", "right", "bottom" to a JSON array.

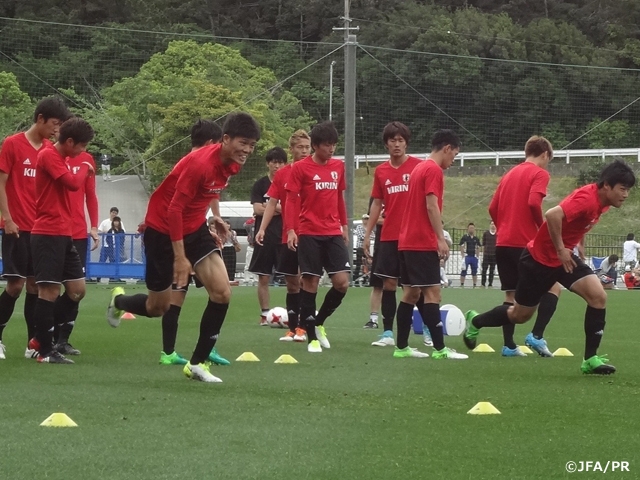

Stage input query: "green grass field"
[{"left": 1, "top": 284, "right": 638, "bottom": 479}]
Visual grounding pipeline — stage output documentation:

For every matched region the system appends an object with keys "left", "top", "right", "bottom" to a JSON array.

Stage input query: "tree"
[{"left": 0, "top": 72, "right": 33, "bottom": 139}]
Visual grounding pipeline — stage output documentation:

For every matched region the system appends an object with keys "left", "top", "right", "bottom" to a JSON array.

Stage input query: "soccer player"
[
  {"left": 255, "top": 129, "right": 311, "bottom": 342},
  {"left": 465, "top": 136, "right": 559, "bottom": 357},
  {"left": 158, "top": 119, "right": 229, "bottom": 366},
  {"left": 363, "top": 122, "right": 422, "bottom": 347},
  {"left": 459, "top": 223, "right": 482, "bottom": 288},
  {"left": 249, "top": 147, "right": 287, "bottom": 325},
  {"left": 363, "top": 197, "right": 384, "bottom": 329},
  {"left": 284, "top": 121, "right": 350, "bottom": 353},
  {"left": 0, "top": 96, "right": 71, "bottom": 359},
  {"left": 52, "top": 150, "right": 100, "bottom": 355},
  {"left": 394, "top": 129, "right": 468, "bottom": 359},
  {"left": 464, "top": 160, "right": 635, "bottom": 374},
  {"left": 107, "top": 112, "right": 260, "bottom": 383},
  {"left": 28, "top": 117, "right": 95, "bottom": 364}
]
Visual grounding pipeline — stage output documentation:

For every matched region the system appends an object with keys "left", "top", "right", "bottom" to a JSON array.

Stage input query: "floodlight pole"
[{"left": 329, "top": 61, "right": 336, "bottom": 121}]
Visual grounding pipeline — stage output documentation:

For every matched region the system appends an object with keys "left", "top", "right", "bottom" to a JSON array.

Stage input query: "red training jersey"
[
  {"left": 32, "top": 145, "right": 89, "bottom": 237},
  {"left": 0, "top": 133, "right": 51, "bottom": 231},
  {"left": 398, "top": 159, "right": 444, "bottom": 251},
  {"left": 266, "top": 163, "right": 292, "bottom": 244},
  {"left": 67, "top": 152, "right": 99, "bottom": 240},
  {"left": 528, "top": 184, "right": 608, "bottom": 267},
  {"left": 145, "top": 143, "right": 241, "bottom": 241},
  {"left": 285, "top": 156, "right": 346, "bottom": 236},
  {"left": 371, "top": 156, "right": 422, "bottom": 242},
  {"left": 489, "top": 161, "right": 550, "bottom": 248}
]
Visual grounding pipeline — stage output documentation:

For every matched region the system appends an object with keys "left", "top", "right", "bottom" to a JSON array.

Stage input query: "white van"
[{"left": 206, "top": 201, "right": 255, "bottom": 275}]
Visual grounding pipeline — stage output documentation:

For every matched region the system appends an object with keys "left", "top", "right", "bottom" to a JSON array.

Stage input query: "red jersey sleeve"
[
  {"left": 267, "top": 170, "right": 282, "bottom": 200},
  {"left": 85, "top": 169, "right": 99, "bottom": 228},
  {"left": 424, "top": 165, "right": 443, "bottom": 198},
  {"left": 0, "top": 137, "right": 14, "bottom": 175},
  {"left": 371, "top": 168, "right": 384, "bottom": 200},
  {"left": 530, "top": 170, "right": 550, "bottom": 196},
  {"left": 285, "top": 163, "right": 301, "bottom": 194},
  {"left": 559, "top": 188, "right": 592, "bottom": 224},
  {"left": 338, "top": 162, "right": 346, "bottom": 191},
  {"left": 42, "top": 149, "right": 72, "bottom": 181},
  {"left": 167, "top": 161, "right": 201, "bottom": 242}
]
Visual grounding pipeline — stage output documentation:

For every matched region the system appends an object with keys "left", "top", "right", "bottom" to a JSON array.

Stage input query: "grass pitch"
[{"left": 1, "top": 284, "right": 638, "bottom": 479}]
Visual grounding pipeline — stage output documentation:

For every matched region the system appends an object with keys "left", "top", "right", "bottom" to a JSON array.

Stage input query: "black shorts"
[
  {"left": 31, "top": 235, "right": 84, "bottom": 284},
  {"left": 73, "top": 238, "right": 89, "bottom": 271},
  {"left": 248, "top": 237, "right": 281, "bottom": 276},
  {"left": 1, "top": 230, "right": 34, "bottom": 278},
  {"left": 298, "top": 235, "right": 351, "bottom": 277},
  {"left": 374, "top": 240, "right": 401, "bottom": 279},
  {"left": 144, "top": 223, "right": 219, "bottom": 292},
  {"left": 276, "top": 244, "right": 299, "bottom": 276},
  {"left": 496, "top": 246, "right": 525, "bottom": 291},
  {"left": 515, "top": 248, "right": 594, "bottom": 307},
  {"left": 399, "top": 250, "right": 441, "bottom": 287}
]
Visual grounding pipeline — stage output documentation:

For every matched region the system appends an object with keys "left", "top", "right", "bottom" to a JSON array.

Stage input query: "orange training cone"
[{"left": 121, "top": 312, "right": 136, "bottom": 320}]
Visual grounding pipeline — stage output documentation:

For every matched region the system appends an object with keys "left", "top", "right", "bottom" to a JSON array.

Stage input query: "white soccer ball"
[
  {"left": 267, "top": 307, "right": 289, "bottom": 328},
  {"left": 440, "top": 304, "right": 466, "bottom": 336}
]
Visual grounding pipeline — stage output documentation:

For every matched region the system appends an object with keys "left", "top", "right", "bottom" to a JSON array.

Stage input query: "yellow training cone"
[
  {"left": 274, "top": 354, "right": 298, "bottom": 364},
  {"left": 518, "top": 345, "right": 534, "bottom": 355},
  {"left": 467, "top": 402, "right": 501, "bottom": 415},
  {"left": 552, "top": 348, "right": 573, "bottom": 357},
  {"left": 236, "top": 352, "right": 260, "bottom": 362},
  {"left": 473, "top": 343, "right": 495, "bottom": 353},
  {"left": 40, "top": 413, "right": 78, "bottom": 427}
]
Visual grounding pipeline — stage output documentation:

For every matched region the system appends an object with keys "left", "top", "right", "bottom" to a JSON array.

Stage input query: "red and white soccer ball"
[{"left": 267, "top": 307, "right": 289, "bottom": 328}]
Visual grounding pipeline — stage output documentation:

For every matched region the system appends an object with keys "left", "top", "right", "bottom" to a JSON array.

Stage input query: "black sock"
[
  {"left": 24, "top": 292, "right": 38, "bottom": 342},
  {"left": 584, "top": 306, "right": 605, "bottom": 359},
  {"left": 501, "top": 302, "right": 517, "bottom": 349},
  {"left": 423, "top": 303, "right": 445, "bottom": 351},
  {"left": 162, "top": 304, "right": 181, "bottom": 354},
  {"left": 34, "top": 298, "right": 55, "bottom": 356},
  {"left": 381, "top": 290, "right": 396, "bottom": 332},
  {"left": 299, "top": 289, "right": 317, "bottom": 341},
  {"left": 395, "top": 301, "right": 414, "bottom": 349},
  {"left": 58, "top": 301, "right": 79, "bottom": 345},
  {"left": 472, "top": 304, "right": 511, "bottom": 329},
  {"left": 286, "top": 292, "right": 300, "bottom": 332},
  {"left": 0, "top": 291, "right": 18, "bottom": 341},
  {"left": 190, "top": 301, "right": 229, "bottom": 365},
  {"left": 315, "top": 287, "right": 346, "bottom": 326},
  {"left": 531, "top": 292, "right": 558, "bottom": 339},
  {"left": 115, "top": 294, "right": 150, "bottom": 317}
]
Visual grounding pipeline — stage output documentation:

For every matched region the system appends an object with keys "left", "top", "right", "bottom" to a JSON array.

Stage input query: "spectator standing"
[
  {"left": 100, "top": 153, "right": 112, "bottom": 181},
  {"left": 459, "top": 222, "right": 482, "bottom": 287},
  {"left": 481, "top": 221, "right": 497, "bottom": 287},
  {"left": 98, "top": 207, "right": 125, "bottom": 262},
  {"left": 622, "top": 233, "right": 640, "bottom": 269},
  {"left": 353, "top": 214, "right": 369, "bottom": 281}
]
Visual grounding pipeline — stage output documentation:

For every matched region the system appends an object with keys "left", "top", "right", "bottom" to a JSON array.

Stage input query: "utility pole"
[{"left": 333, "top": 0, "right": 359, "bottom": 262}]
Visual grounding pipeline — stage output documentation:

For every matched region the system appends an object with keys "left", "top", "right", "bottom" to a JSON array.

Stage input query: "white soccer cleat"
[
  {"left": 279, "top": 331, "right": 295, "bottom": 342},
  {"left": 183, "top": 362, "right": 222, "bottom": 383},
  {"left": 371, "top": 331, "right": 395, "bottom": 347},
  {"left": 0, "top": 342, "right": 5, "bottom": 360},
  {"left": 432, "top": 347, "right": 468, "bottom": 360},
  {"left": 24, "top": 348, "right": 38, "bottom": 359},
  {"left": 307, "top": 340, "right": 322, "bottom": 353},
  {"left": 315, "top": 325, "right": 330, "bottom": 349},
  {"left": 293, "top": 328, "right": 307, "bottom": 342}
]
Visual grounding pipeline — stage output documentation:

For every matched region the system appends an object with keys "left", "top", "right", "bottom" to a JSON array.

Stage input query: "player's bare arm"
[
  {"left": 426, "top": 193, "right": 449, "bottom": 260},
  {"left": 208, "top": 197, "right": 228, "bottom": 247},
  {"left": 171, "top": 239, "right": 192, "bottom": 289},
  {"left": 545, "top": 205, "right": 576, "bottom": 273},
  {"left": 0, "top": 172, "right": 18, "bottom": 236},
  {"left": 90, "top": 227, "right": 99, "bottom": 251},
  {"left": 364, "top": 198, "right": 382, "bottom": 258}
]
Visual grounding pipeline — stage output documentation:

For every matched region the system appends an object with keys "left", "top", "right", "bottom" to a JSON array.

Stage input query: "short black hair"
[
  {"left": 597, "top": 159, "right": 636, "bottom": 189},
  {"left": 431, "top": 129, "right": 461, "bottom": 152},
  {"left": 191, "top": 119, "right": 222, "bottom": 147},
  {"left": 310, "top": 121, "right": 339, "bottom": 148},
  {"left": 58, "top": 117, "right": 94, "bottom": 144},
  {"left": 382, "top": 121, "right": 411, "bottom": 144},
  {"left": 468, "top": 222, "right": 475, "bottom": 227},
  {"left": 609, "top": 254, "right": 619, "bottom": 263},
  {"left": 33, "top": 96, "right": 72, "bottom": 123},
  {"left": 627, "top": 233, "right": 634, "bottom": 241},
  {"left": 266, "top": 147, "right": 287, "bottom": 163},
  {"left": 110, "top": 207, "right": 119, "bottom": 213},
  {"left": 222, "top": 112, "right": 260, "bottom": 141}
]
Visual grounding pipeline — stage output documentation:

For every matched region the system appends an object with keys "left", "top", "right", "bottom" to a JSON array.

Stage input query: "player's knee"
[
  {"left": 211, "top": 286, "right": 232, "bottom": 304},
  {"left": 588, "top": 290, "right": 607, "bottom": 309},
  {"left": 5, "top": 282, "right": 24, "bottom": 298},
  {"left": 511, "top": 309, "right": 533, "bottom": 324},
  {"left": 403, "top": 290, "right": 421, "bottom": 305}
]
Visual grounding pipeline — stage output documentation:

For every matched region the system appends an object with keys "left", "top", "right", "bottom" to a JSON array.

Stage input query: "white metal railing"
[{"left": 336, "top": 148, "right": 640, "bottom": 169}]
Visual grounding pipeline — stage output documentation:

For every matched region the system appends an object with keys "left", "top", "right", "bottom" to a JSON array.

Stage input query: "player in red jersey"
[
  {"left": 255, "top": 129, "right": 311, "bottom": 342},
  {"left": 50, "top": 150, "right": 100, "bottom": 356},
  {"left": 0, "top": 97, "right": 71, "bottom": 360},
  {"left": 394, "top": 129, "right": 468, "bottom": 360},
  {"left": 469, "top": 136, "right": 560, "bottom": 358},
  {"left": 363, "top": 122, "right": 422, "bottom": 348},
  {"left": 158, "top": 119, "right": 229, "bottom": 366},
  {"left": 465, "top": 160, "right": 635, "bottom": 374},
  {"left": 107, "top": 113, "right": 260, "bottom": 383},
  {"left": 284, "top": 121, "right": 350, "bottom": 353},
  {"left": 28, "top": 118, "right": 95, "bottom": 364}
]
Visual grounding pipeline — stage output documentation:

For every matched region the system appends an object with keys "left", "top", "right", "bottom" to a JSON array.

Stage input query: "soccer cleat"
[
  {"left": 363, "top": 320, "right": 379, "bottom": 329},
  {"left": 280, "top": 331, "right": 295, "bottom": 342},
  {"left": 183, "top": 362, "right": 222, "bottom": 383},
  {"left": 260, "top": 315, "right": 268, "bottom": 326},
  {"left": 55, "top": 342, "right": 81, "bottom": 356},
  {"left": 431, "top": 347, "right": 468, "bottom": 360},
  {"left": 315, "top": 325, "right": 330, "bottom": 349},
  {"left": 393, "top": 346, "right": 429, "bottom": 358},
  {"left": 25, "top": 348, "right": 38, "bottom": 359},
  {"left": 463, "top": 310, "right": 480, "bottom": 350},
  {"left": 208, "top": 348, "right": 231, "bottom": 366},
  {"left": 293, "top": 328, "right": 307, "bottom": 342},
  {"left": 501, "top": 346, "right": 527, "bottom": 357},
  {"left": 159, "top": 351, "right": 188, "bottom": 365},
  {"left": 371, "top": 330, "right": 395, "bottom": 347},
  {"left": 524, "top": 333, "right": 553, "bottom": 357},
  {"left": 307, "top": 340, "right": 322, "bottom": 353},
  {"left": 106, "top": 286, "right": 125, "bottom": 328},
  {"left": 423, "top": 328, "right": 433, "bottom": 347},
  {"left": 0, "top": 341, "right": 5, "bottom": 360},
  {"left": 37, "top": 351, "right": 74, "bottom": 364},
  {"left": 581, "top": 355, "right": 616, "bottom": 375}
]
